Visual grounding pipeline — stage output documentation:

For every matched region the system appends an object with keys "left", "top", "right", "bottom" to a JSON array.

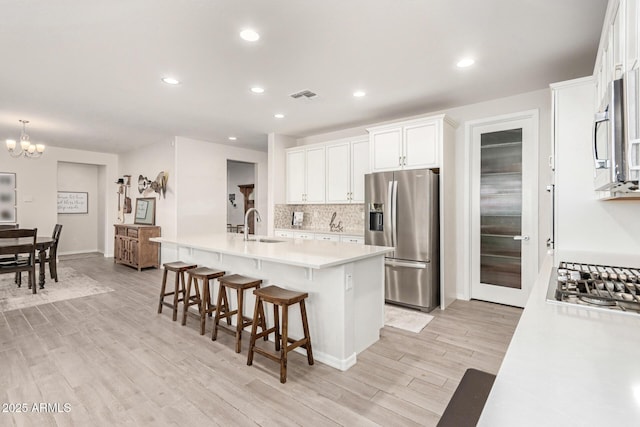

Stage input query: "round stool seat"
[
  {"left": 188, "top": 266, "right": 224, "bottom": 279},
  {"left": 253, "top": 286, "right": 308, "bottom": 305},
  {"left": 219, "top": 274, "right": 262, "bottom": 289},
  {"left": 163, "top": 261, "right": 197, "bottom": 272}
]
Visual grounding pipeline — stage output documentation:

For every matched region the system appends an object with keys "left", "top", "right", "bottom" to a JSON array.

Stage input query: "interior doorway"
[
  {"left": 465, "top": 110, "right": 539, "bottom": 308},
  {"left": 227, "top": 160, "right": 256, "bottom": 234}
]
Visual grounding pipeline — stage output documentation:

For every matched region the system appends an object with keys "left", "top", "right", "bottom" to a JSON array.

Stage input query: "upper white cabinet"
[
  {"left": 595, "top": 0, "right": 640, "bottom": 103},
  {"left": 285, "top": 146, "right": 325, "bottom": 204},
  {"left": 368, "top": 116, "right": 445, "bottom": 172},
  {"left": 326, "top": 138, "right": 369, "bottom": 203}
]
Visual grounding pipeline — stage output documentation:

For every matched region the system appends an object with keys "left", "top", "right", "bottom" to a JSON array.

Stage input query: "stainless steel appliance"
[
  {"left": 364, "top": 169, "right": 439, "bottom": 312},
  {"left": 547, "top": 261, "right": 640, "bottom": 315},
  {"left": 593, "top": 72, "right": 640, "bottom": 192}
]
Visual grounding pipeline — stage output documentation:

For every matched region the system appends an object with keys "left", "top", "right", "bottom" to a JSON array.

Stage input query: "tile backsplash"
[{"left": 274, "top": 204, "right": 364, "bottom": 234}]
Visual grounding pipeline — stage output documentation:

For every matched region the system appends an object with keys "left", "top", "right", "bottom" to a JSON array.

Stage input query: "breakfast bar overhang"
[{"left": 152, "top": 234, "right": 394, "bottom": 371}]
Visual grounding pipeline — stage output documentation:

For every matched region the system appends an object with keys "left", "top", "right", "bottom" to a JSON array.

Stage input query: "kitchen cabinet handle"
[
  {"left": 513, "top": 235, "right": 530, "bottom": 241},
  {"left": 399, "top": 156, "right": 402, "bottom": 166},
  {"left": 403, "top": 156, "right": 406, "bottom": 165}
]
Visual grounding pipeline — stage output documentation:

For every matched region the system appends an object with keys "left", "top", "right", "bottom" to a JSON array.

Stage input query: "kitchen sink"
[{"left": 247, "top": 238, "right": 285, "bottom": 243}]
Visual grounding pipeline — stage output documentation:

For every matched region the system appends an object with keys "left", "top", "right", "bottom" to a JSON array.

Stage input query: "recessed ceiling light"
[
  {"left": 240, "top": 29, "right": 260, "bottom": 42},
  {"left": 456, "top": 58, "right": 475, "bottom": 68},
  {"left": 228, "top": 136, "right": 237, "bottom": 141},
  {"left": 161, "top": 77, "right": 180, "bottom": 85},
  {"left": 250, "top": 87, "right": 265, "bottom": 94},
  {"left": 353, "top": 91, "right": 366, "bottom": 97},
  {"left": 274, "top": 113, "right": 285, "bottom": 119}
]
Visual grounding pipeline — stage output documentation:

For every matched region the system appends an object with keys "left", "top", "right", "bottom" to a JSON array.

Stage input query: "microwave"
[{"left": 593, "top": 71, "right": 640, "bottom": 192}]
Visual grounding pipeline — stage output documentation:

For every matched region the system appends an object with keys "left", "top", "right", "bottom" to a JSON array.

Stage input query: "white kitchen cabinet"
[
  {"left": 325, "top": 142, "right": 351, "bottom": 203},
  {"left": 351, "top": 139, "right": 369, "bottom": 202},
  {"left": 627, "top": 0, "right": 639, "bottom": 71},
  {"left": 285, "top": 146, "right": 325, "bottom": 204},
  {"left": 293, "top": 231, "right": 314, "bottom": 240},
  {"left": 612, "top": 0, "right": 625, "bottom": 80},
  {"left": 368, "top": 117, "right": 443, "bottom": 172},
  {"left": 315, "top": 233, "right": 340, "bottom": 242},
  {"left": 340, "top": 235, "right": 364, "bottom": 244},
  {"left": 286, "top": 149, "right": 306, "bottom": 204},
  {"left": 370, "top": 128, "right": 402, "bottom": 171},
  {"left": 325, "top": 138, "right": 369, "bottom": 203},
  {"left": 403, "top": 122, "right": 438, "bottom": 169}
]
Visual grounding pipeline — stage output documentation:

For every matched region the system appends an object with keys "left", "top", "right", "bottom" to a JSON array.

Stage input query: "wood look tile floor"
[{"left": 0, "top": 254, "right": 522, "bottom": 426}]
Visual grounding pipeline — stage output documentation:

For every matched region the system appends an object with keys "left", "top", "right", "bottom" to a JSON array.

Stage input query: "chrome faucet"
[{"left": 244, "top": 208, "right": 262, "bottom": 241}]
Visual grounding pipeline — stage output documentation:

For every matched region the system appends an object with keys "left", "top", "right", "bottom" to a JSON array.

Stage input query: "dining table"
[{"left": 0, "top": 236, "right": 55, "bottom": 294}]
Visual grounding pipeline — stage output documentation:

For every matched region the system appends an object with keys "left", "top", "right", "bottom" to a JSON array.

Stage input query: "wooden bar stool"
[
  {"left": 182, "top": 267, "right": 225, "bottom": 335},
  {"left": 158, "top": 261, "right": 197, "bottom": 321},
  {"left": 212, "top": 274, "right": 266, "bottom": 353},
  {"left": 247, "top": 285, "right": 314, "bottom": 383}
]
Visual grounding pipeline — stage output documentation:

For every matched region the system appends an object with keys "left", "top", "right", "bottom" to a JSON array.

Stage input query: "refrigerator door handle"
[
  {"left": 387, "top": 180, "right": 394, "bottom": 247},
  {"left": 392, "top": 180, "right": 398, "bottom": 248},
  {"left": 385, "top": 259, "right": 428, "bottom": 269}
]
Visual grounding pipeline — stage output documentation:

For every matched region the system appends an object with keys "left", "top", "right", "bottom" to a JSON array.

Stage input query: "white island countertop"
[
  {"left": 151, "top": 233, "right": 393, "bottom": 269},
  {"left": 479, "top": 254, "right": 640, "bottom": 426}
]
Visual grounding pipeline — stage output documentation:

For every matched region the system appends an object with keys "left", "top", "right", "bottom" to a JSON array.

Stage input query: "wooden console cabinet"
[{"left": 114, "top": 224, "right": 160, "bottom": 271}]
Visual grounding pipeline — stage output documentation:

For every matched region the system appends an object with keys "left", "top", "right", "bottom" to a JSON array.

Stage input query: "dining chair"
[
  {"left": 0, "top": 228, "right": 37, "bottom": 290},
  {"left": 35, "top": 224, "right": 63, "bottom": 282}
]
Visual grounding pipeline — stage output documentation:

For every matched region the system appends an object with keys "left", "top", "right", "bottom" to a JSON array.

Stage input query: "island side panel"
[
  {"left": 351, "top": 255, "right": 386, "bottom": 354},
  {"left": 169, "top": 244, "right": 356, "bottom": 371}
]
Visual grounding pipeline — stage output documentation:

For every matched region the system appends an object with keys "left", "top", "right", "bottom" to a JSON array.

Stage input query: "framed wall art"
[
  {"left": 0, "top": 172, "right": 17, "bottom": 223},
  {"left": 57, "top": 191, "right": 89, "bottom": 214},
  {"left": 134, "top": 197, "right": 156, "bottom": 225}
]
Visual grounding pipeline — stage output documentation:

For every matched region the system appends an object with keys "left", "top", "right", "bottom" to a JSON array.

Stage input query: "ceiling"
[{"left": 0, "top": 0, "right": 608, "bottom": 154}]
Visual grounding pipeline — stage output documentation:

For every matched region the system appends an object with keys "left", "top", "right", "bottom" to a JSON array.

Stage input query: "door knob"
[{"left": 513, "top": 235, "right": 530, "bottom": 241}]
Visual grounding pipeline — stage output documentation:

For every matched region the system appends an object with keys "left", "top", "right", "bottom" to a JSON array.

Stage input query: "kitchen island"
[
  {"left": 151, "top": 233, "right": 393, "bottom": 371},
  {"left": 479, "top": 253, "right": 640, "bottom": 426}
]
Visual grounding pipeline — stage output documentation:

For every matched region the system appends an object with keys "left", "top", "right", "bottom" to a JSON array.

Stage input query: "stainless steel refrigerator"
[{"left": 364, "top": 169, "right": 440, "bottom": 312}]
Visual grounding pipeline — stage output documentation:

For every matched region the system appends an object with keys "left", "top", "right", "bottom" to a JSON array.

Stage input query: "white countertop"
[
  {"left": 479, "top": 254, "right": 640, "bottom": 426},
  {"left": 151, "top": 233, "right": 393, "bottom": 269}
]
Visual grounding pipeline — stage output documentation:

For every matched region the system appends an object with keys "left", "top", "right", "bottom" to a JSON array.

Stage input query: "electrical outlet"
[{"left": 345, "top": 273, "right": 353, "bottom": 291}]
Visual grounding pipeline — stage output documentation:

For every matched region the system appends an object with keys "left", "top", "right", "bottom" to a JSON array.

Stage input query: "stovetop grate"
[{"left": 554, "top": 261, "right": 640, "bottom": 314}]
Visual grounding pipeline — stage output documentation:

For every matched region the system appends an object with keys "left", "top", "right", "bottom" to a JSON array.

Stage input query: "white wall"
[
  {"left": 267, "top": 133, "right": 296, "bottom": 235},
  {"left": 0, "top": 146, "right": 118, "bottom": 255},
  {"left": 56, "top": 162, "right": 99, "bottom": 254},
  {"left": 119, "top": 140, "right": 177, "bottom": 239},
  {"left": 227, "top": 161, "right": 255, "bottom": 227},
  {"left": 175, "top": 136, "right": 268, "bottom": 237},
  {"left": 288, "top": 88, "right": 553, "bottom": 301}
]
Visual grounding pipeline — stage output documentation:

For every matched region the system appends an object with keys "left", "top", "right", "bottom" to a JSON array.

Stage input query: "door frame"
[{"left": 462, "top": 110, "right": 539, "bottom": 306}]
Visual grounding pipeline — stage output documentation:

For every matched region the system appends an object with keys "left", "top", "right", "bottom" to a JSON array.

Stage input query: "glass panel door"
[{"left": 479, "top": 128, "right": 522, "bottom": 289}]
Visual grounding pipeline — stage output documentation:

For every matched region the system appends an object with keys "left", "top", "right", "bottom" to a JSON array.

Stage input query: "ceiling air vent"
[{"left": 290, "top": 89, "right": 318, "bottom": 100}]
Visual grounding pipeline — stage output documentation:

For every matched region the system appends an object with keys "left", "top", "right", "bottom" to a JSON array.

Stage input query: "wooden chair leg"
[
  {"left": 16, "top": 272, "right": 21, "bottom": 287},
  {"left": 158, "top": 269, "right": 168, "bottom": 314},
  {"left": 212, "top": 283, "right": 226, "bottom": 341},
  {"left": 273, "top": 304, "right": 280, "bottom": 352},
  {"left": 300, "top": 299, "right": 314, "bottom": 365},
  {"left": 172, "top": 271, "right": 181, "bottom": 321},
  {"left": 280, "top": 304, "right": 289, "bottom": 383},
  {"left": 247, "top": 296, "right": 261, "bottom": 366},
  {"left": 199, "top": 279, "right": 208, "bottom": 335},
  {"left": 235, "top": 288, "right": 244, "bottom": 353},
  {"left": 258, "top": 301, "right": 268, "bottom": 341},
  {"left": 182, "top": 275, "right": 193, "bottom": 325},
  {"left": 50, "top": 255, "right": 58, "bottom": 282}
]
